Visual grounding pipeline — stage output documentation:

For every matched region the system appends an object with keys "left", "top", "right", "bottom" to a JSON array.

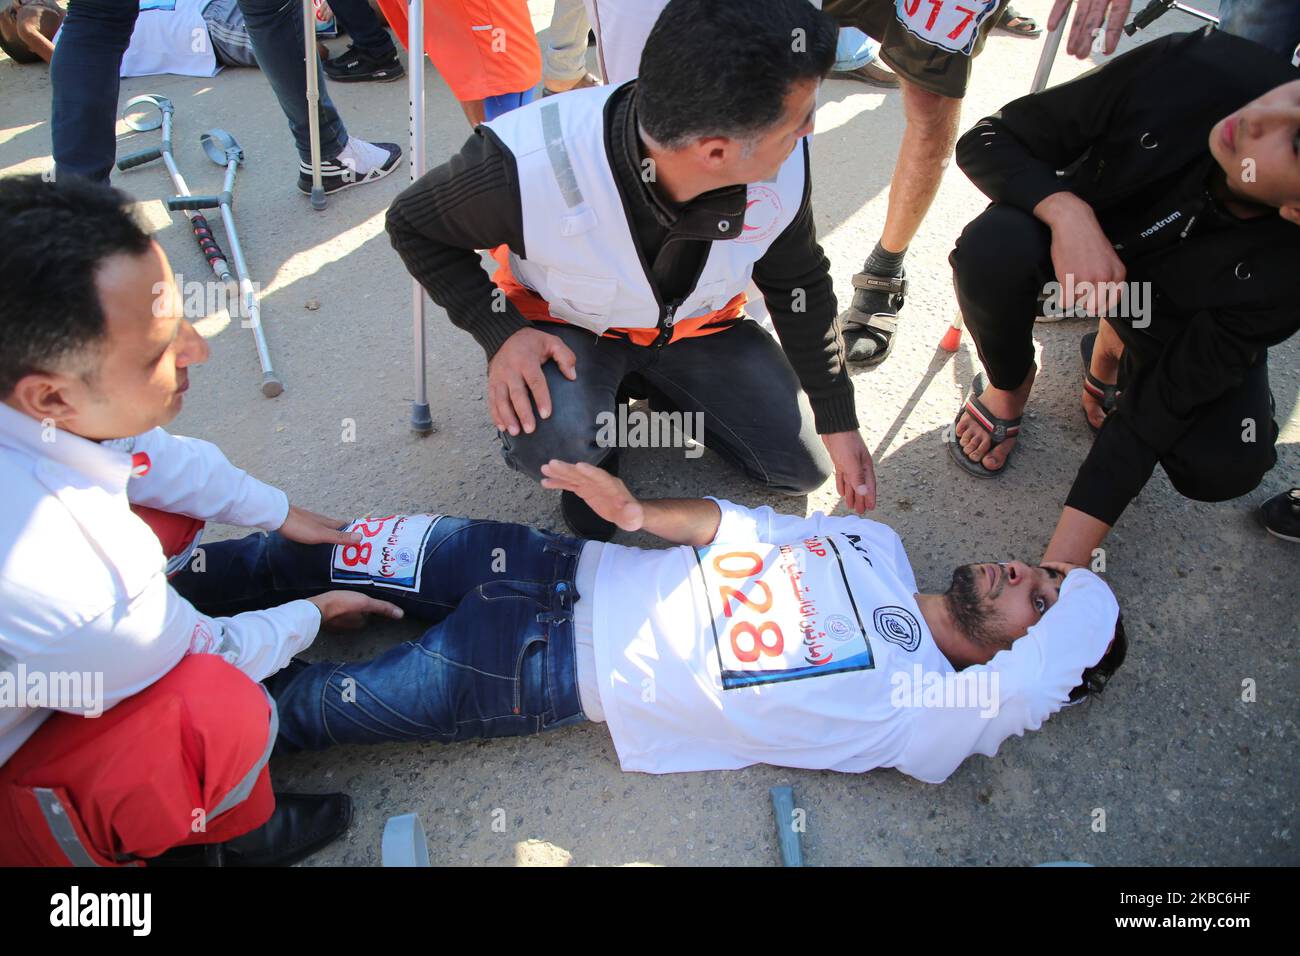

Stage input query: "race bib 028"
[
  {"left": 894, "top": 0, "right": 999, "bottom": 56},
  {"left": 329, "top": 514, "right": 443, "bottom": 592},
  {"left": 694, "top": 537, "right": 875, "bottom": 690}
]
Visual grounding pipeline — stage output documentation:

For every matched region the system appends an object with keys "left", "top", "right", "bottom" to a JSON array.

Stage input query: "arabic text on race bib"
[
  {"left": 329, "top": 514, "right": 443, "bottom": 592},
  {"left": 695, "top": 537, "right": 875, "bottom": 690}
]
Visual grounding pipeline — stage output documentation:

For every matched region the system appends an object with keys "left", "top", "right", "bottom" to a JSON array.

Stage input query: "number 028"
[{"left": 711, "top": 551, "right": 784, "bottom": 663}]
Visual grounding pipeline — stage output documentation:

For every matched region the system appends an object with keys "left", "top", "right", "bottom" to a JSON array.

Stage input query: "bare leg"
[
  {"left": 1082, "top": 320, "right": 1124, "bottom": 430},
  {"left": 879, "top": 79, "right": 963, "bottom": 254},
  {"left": 841, "top": 79, "right": 963, "bottom": 363},
  {"left": 460, "top": 99, "right": 486, "bottom": 128}
]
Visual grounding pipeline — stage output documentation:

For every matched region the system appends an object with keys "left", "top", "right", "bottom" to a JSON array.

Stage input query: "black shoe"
[
  {"left": 323, "top": 44, "right": 405, "bottom": 83},
  {"left": 298, "top": 140, "right": 403, "bottom": 196},
  {"left": 841, "top": 268, "right": 907, "bottom": 366},
  {"left": 1259, "top": 488, "right": 1300, "bottom": 543},
  {"left": 147, "top": 792, "right": 353, "bottom": 867},
  {"left": 559, "top": 452, "right": 620, "bottom": 541}
]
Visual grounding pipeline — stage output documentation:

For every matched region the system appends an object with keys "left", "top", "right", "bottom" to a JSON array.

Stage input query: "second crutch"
[
  {"left": 407, "top": 0, "right": 433, "bottom": 433},
  {"left": 168, "top": 130, "right": 284, "bottom": 397},
  {"left": 117, "top": 95, "right": 233, "bottom": 286}
]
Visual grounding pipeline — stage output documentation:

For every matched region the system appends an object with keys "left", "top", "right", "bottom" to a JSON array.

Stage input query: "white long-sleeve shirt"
[
  {"left": 588, "top": 499, "right": 1120, "bottom": 782},
  {"left": 0, "top": 403, "right": 321, "bottom": 767}
]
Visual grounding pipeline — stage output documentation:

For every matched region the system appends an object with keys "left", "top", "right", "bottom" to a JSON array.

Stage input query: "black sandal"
[
  {"left": 996, "top": 6, "right": 1043, "bottom": 37},
  {"left": 840, "top": 268, "right": 907, "bottom": 366},
  {"left": 1080, "top": 331, "right": 1120, "bottom": 434},
  {"left": 946, "top": 372, "right": 1023, "bottom": 478}
]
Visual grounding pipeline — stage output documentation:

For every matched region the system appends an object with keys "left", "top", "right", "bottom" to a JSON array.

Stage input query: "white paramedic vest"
[{"left": 483, "top": 84, "right": 808, "bottom": 337}]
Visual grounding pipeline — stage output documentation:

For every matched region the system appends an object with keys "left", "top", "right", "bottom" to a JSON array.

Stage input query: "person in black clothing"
[
  {"left": 942, "top": 27, "right": 1300, "bottom": 568},
  {"left": 387, "top": 0, "right": 876, "bottom": 540}
]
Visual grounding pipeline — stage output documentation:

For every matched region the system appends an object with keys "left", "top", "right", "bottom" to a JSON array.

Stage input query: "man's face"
[
  {"left": 45, "top": 241, "right": 209, "bottom": 441},
  {"left": 944, "top": 561, "right": 1064, "bottom": 658},
  {"left": 1208, "top": 78, "right": 1300, "bottom": 224},
  {"left": 715, "top": 77, "right": 819, "bottom": 184}
]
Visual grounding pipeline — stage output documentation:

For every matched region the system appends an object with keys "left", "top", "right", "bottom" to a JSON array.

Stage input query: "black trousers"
[{"left": 949, "top": 204, "right": 1277, "bottom": 507}]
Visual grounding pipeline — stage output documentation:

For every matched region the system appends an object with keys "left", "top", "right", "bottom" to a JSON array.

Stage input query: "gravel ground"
[{"left": 1, "top": 1, "right": 1294, "bottom": 866}]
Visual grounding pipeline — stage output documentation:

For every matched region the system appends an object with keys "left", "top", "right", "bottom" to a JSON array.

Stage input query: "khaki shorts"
[{"left": 824, "top": 0, "right": 1010, "bottom": 98}]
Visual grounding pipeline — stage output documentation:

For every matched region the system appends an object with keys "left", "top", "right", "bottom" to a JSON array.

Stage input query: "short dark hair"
[
  {"left": 637, "top": 0, "right": 837, "bottom": 149},
  {"left": 1068, "top": 614, "right": 1128, "bottom": 704},
  {"left": 0, "top": 174, "right": 153, "bottom": 397}
]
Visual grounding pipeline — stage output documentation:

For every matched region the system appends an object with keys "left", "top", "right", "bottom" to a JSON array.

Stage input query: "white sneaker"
[{"left": 298, "top": 138, "right": 403, "bottom": 195}]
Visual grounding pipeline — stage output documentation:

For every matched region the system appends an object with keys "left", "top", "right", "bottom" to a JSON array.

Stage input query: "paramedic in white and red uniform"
[
  {"left": 0, "top": 175, "right": 404, "bottom": 867},
  {"left": 387, "top": 0, "right": 876, "bottom": 543}
]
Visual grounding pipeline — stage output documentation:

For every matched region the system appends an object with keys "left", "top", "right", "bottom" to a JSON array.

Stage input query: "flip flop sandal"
[
  {"left": 1080, "top": 331, "right": 1120, "bottom": 434},
  {"left": 841, "top": 269, "right": 908, "bottom": 366},
  {"left": 946, "top": 371, "right": 1022, "bottom": 478},
  {"left": 996, "top": 6, "right": 1043, "bottom": 37}
]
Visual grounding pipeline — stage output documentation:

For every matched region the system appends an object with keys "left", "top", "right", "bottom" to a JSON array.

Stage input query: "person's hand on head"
[
  {"left": 308, "top": 590, "right": 404, "bottom": 630},
  {"left": 821, "top": 430, "right": 876, "bottom": 514},
  {"left": 1048, "top": 0, "right": 1133, "bottom": 59},
  {"left": 540, "top": 459, "right": 644, "bottom": 532},
  {"left": 486, "top": 328, "right": 578, "bottom": 437},
  {"left": 278, "top": 505, "right": 361, "bottom": 546},
  {"left": 1041, "top": 559, "right": 1084, "bottom": 578}
]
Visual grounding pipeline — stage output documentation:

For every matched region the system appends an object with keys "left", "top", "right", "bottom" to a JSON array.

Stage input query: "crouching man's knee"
[{"left": 1166, "top": 438, "right": 1278, "bottom": 504}]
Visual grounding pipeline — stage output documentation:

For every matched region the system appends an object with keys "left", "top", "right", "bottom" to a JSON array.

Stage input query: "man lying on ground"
[
  {"left": 942, "top": 27, "right": 1300, "bottom": 567},
  {"left": 238, "top": 457, "right": 1126, "bottom": 787}
]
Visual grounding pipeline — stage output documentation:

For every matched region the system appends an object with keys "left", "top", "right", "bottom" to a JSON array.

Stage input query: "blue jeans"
[
  {"left": 484, "top": 88, "right": 537, "bottom": 121},
  {"left": 497, "top": 320, "right": 832, "bottom": 494},
  {"left": 833, "top": 26, "right": 880, "bottom": 72},
  {"left": 52, "top": 0, "right": 349, "bottom": 182},
  {"left": 1218, "top": 0, "right": 1300, "bottom": 62},
  {"left": 169, "top": 518, "right": 589, "bottom": 753},
  {"left": 329, "top": 0, "right": 397, "bottom": 58}
]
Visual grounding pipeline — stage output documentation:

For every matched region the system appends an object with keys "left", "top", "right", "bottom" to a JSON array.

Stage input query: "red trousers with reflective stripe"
[{"left": 0, "top": 656, "right": 275, "bottom": 866}]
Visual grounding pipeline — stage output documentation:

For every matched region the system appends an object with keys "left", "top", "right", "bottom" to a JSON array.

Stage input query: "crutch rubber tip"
[
  {"left": 261, "top": 373, "right": 284, "bottom": 398},
  {"left": 939, "top": 325, "right": 963, "bottom": 352},
  {"left": 310, "top": 186, "right": 327, "bottom": 211},
  {"left": 770, "top": 785, "right": 803, "bottom": 867},
  {"left": 410, "top": 402, "right": 434, "bottom": 434}
]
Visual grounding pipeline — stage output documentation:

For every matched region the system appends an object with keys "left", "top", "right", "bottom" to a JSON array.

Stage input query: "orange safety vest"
[{"left": 488, "top": 245, "right": 750, "bottom": 347}]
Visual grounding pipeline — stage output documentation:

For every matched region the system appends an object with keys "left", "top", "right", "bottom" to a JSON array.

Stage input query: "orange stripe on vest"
[{"left": 489, "top": 246, "right": 747, "bottom": 346}]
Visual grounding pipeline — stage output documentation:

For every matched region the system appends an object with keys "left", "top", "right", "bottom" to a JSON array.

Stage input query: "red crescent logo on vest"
[
  {"left": 736, "top": 185, "right": 783, "bottom": 244},
  {"left": 130, "top": 452, "right": 151, "bottom": 478}
]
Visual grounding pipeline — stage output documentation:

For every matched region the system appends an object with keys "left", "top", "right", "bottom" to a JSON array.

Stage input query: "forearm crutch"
[
  {"left": 168, "top": 130, "right": 285, "bottom": 398},
  {"left": 116, "top": 95, "right": 233, "bottom": 285},
  {"left": 305, "top": 0, "right": 326, "bottom": 210},
  {"left": 408, "top": 0, "right": 433, "bottom": 433},
  {"left": 939, "top": 1, "right": 1074, "bottom": 352}
]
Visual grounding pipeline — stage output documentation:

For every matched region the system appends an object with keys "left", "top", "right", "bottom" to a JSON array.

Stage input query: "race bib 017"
[
  {"left": 894, "top": 0, "right": 999, "bottom": 56},
  {"left": 329, "top": 514, "right": 443, "bottom": 592},
  {"left": 694, "top": 537, "right": 875, "bottom": 690}
]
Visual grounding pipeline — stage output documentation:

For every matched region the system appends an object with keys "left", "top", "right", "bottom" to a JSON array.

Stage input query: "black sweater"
[
  {"left": 386, "top": 82, "right": 857, "bottom": 434},
  {"left": 956, "top": 28, "right": 1300, "bottom": 525}
]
